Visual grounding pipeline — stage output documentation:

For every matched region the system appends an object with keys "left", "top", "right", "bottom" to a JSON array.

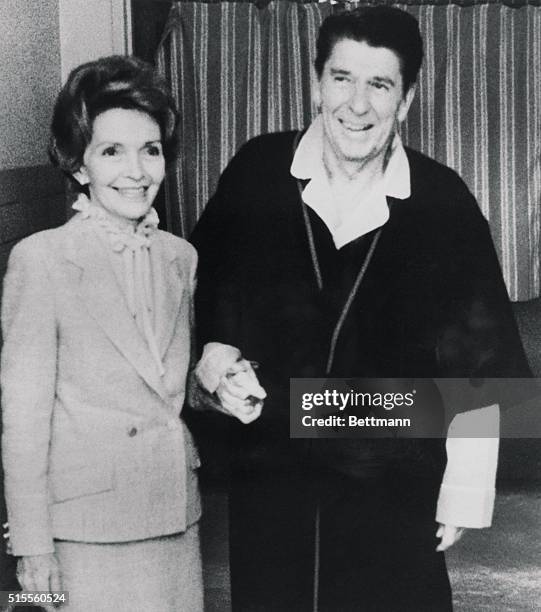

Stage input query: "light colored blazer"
[{"left": 1, "top": 214, "right": 201, "bottom": 556}]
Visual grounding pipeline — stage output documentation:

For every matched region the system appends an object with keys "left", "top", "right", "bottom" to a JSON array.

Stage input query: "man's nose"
[
  {"left": 348, "top": 83, "right": 370, "bottom": 115},
  {"left": 125, "top": 152, "right": 145, "bottom": 180}
]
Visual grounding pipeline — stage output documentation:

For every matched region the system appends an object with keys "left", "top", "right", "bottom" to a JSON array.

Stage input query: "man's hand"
[
  {"left": 16, "top": 553, "right": 62, "bottom": 611},
  {"left": 435, "top": 524, "right": 466, "bottom": 551}
]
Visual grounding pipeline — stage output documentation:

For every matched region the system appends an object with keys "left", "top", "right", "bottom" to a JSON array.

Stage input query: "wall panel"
[{"left": 0, "top": 165, "right": 66, "bottom": 284}]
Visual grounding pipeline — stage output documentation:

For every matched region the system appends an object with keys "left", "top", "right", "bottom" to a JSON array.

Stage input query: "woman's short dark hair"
[
  {"left": 49, "top": 55, "right": 179, "bottom": 175},
  {"left": 315, "top": 6, "right": 423, "bottom": 94}
]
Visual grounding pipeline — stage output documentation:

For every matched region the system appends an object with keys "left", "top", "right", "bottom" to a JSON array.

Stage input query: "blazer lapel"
[
  {"left": 150, "top": 236, "right": 185, "bottom": 358},
  {"left": 63, "top": 221, "right": 168, "bottom": 400}
]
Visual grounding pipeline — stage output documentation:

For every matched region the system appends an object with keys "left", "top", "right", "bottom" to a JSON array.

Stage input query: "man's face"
[{"left": 316, "top": 38, "right": 415, "bottom": 173}]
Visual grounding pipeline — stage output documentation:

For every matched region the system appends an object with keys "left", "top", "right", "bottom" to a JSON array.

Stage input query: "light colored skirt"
[{"left": 54, "top": 524, "right": 203, "bottom": 612}]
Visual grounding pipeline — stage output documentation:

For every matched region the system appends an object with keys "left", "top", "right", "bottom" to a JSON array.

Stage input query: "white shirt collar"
[{"left": 290, "top": 115, "right": 411, "bottom": 248}]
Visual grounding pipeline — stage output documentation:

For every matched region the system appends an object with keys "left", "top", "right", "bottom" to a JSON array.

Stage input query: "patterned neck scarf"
[{"left": 73, "top": 194, "right": 165, "bottom": 377}]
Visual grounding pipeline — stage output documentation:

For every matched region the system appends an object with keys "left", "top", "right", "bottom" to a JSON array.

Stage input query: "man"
[{"left": 190, "top": 7, "right": 530, "bottom": 611}]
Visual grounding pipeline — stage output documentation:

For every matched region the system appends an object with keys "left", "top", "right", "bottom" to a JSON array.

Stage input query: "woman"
[{"left": 1, "top": 56, "right": 203, "bottom": 611}]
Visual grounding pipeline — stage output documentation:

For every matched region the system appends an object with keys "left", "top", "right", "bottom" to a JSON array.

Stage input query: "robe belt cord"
[
  {"left": 294, "top": 174, "right": 384, "bottom": 374},
  {"left": 296, "top": 176, "right": 324, "bottom": 292},
  {"left": 294, "top": 129, "right": 386, "bottom": 611},
  {"left": 297, "top": 191, "right": 382, "bottom": 612},
  {"left": 325, "top": 227, "right": 383, "bottom": 375}
]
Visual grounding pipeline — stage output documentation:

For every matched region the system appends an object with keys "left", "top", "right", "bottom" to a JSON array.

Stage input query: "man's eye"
[
  {"left": 334, "top": 76, "right": 349, "bottom": 83},
  {"left": 102, "top": 146, "right": 119, "bottom": 156},
  {"left": 372, "top": 82, "right": 389, "bottom": 91}
]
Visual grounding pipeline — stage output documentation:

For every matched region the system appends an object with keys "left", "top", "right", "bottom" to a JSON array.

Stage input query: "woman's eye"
[
  {"left": 145, "top": 144, "right": 163, "bottom": 157},
  {"left": 102, "top": 146, "right": 119, "bottom": 157}
]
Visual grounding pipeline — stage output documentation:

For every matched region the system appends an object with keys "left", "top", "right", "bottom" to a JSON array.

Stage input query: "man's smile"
[{"left": 337, "top": 118, "right": 374, "bottom": 133}]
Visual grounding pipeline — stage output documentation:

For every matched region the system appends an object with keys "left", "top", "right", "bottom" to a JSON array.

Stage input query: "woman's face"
[{"left": 75, "top": 108, "right": 166, "bottom": 222}]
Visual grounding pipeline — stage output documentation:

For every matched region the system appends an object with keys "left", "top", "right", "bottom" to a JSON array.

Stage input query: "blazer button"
[{"left": 128, "top": 426, "right": 138, "bottom": 437}]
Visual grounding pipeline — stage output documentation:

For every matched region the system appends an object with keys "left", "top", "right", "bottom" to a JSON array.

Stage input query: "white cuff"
[
  {"left": 436, "top": 483, "right": 496, "bottom": 528},
  {"left": 436, "top": 405, "right": 500, "bottom": 528}
]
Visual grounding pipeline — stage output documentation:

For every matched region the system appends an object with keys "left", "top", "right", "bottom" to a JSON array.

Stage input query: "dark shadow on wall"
[
  {"left": 131, "top": 0, "right": 174, "bottom": 230},
  {"left": 132, "top": 0, "right": 173, "bottom": 64}
]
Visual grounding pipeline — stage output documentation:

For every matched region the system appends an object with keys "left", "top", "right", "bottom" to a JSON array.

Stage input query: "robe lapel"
[{"left": 63, "top": 222, "right": 168, "bottom": 400}]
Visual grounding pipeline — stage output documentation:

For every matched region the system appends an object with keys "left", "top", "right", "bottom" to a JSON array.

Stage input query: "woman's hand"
[
  {"left": 435, "top": 524, "right": 466, "bottom": 551},
  {"left": 195, "top": 343, "right": 266, "bottom": 423},
  {"left": 215, "top": 359, "right": 266, "bottom": 424},
  {"left": 16, "top": 553, "right": 62, "bottom": 602}
]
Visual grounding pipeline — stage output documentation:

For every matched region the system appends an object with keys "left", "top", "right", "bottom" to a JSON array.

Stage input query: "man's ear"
[
  {"left": 397, "top": 83, "right": 416, "bottom": 124},
  {"left": 73, "top": 167, "right": 89, "bottom": 186}
]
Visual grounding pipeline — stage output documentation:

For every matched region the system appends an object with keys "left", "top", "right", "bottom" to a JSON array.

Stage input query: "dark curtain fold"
[{"left": 157, "top": 0, "right": 541, "bottom": 300}]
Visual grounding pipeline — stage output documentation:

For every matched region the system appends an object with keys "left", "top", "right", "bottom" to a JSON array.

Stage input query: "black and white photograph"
[{"left": 0, "top": 1, "right": 540, "bottom": 611}]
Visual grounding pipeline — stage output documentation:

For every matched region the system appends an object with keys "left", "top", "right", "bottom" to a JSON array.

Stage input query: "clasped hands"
[{"left": 195, "top": 343, "right": 266, "bottom": 424}]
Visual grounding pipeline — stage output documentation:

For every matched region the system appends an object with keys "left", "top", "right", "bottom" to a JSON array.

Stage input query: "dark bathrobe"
[{"left": 189, "top": 131, "right": 530, "bottom": 612}]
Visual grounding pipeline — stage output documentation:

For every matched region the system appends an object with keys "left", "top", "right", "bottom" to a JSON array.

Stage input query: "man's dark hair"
[
  {"left": 315, "top": 6, "right": 423, "bottom": 94},
  {"left": 49, "top": 55, "right": 179, "bottom": 176}
]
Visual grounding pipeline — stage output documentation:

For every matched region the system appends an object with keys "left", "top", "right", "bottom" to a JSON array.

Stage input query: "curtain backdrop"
[{"left": 157, "top": 0, "right": 541, "bottom": 300}]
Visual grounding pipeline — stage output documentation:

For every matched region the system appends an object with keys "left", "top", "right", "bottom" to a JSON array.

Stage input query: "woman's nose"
[{"left": 125, "top": 152, "right": 146, "bottom": 180}]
